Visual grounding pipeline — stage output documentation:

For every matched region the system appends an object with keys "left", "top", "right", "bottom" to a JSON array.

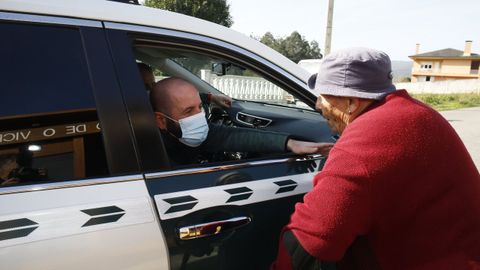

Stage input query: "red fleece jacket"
[{"left": 273, "top": 90, "right": 480, "bottom": 269}]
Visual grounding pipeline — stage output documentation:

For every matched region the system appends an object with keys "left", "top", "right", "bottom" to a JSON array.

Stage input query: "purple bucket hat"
[{"left": 308, "top": 47, "right": 396, "bottom": 100}]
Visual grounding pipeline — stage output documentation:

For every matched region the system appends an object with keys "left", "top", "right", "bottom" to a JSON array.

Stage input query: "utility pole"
[{"left": 324, "top": 0, "right": 334, "bottom": 56}]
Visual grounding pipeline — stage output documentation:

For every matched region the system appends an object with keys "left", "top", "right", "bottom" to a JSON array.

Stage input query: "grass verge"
[{"left": 412, "top": 93, "right": 480, "bottom": 111}]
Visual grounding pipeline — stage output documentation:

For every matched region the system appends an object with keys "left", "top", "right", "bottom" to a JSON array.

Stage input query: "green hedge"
[{"left": 412, "top": 93, "right": 480, "bottom": 111}]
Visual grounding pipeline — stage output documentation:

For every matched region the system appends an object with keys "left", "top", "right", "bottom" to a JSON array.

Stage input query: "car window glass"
[{"left": 0, "top": 22, "right": 109, "bottom": 187}]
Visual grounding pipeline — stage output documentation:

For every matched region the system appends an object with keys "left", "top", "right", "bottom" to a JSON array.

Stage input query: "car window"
[
  {"left": 0, "top": 22, "right": 109, "bottom": 187},
  {"left": 132, "top": 44, "right": 318, "bottom": 168},
  {"left": 138, "top": 47, "right": 309, "bottom": 109}
]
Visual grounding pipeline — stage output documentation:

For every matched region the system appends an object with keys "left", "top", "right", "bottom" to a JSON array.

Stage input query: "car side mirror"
[{"left": 211, "top": 62, "right": 230, "bottom": 76}]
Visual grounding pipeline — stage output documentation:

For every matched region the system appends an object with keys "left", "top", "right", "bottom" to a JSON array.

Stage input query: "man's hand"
[
  {"left": 210, "top": 94, "right": 232, "bottom": 108},
  {"left": 286, "top": 139, "right": 334, "bottom": 156}
]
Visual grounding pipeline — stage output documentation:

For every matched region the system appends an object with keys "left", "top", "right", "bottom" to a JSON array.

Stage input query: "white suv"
[{"left": 0, "top": 1, "right": 332, "bottom": 269}]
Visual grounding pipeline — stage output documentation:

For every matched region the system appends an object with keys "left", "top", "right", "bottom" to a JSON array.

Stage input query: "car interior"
[{"left": 133, "top": 44, "right": 333, "bottom": 166}]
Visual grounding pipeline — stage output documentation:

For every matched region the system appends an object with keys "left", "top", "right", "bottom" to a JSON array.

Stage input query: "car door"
[
  {"left": 0, "top": 12, "right": 169, "bottom": 270},
  {"left": 105, "top": 23, "right": 330, "bottom": 270}
]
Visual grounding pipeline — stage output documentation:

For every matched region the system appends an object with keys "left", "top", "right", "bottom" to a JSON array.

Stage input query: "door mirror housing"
[{"left": 211, "top": 62, "right": 230, "bottom": 76}]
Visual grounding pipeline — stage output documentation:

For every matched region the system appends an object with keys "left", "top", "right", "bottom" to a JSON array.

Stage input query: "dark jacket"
[{"left": 161, "top": 124, "right": 290, "bottom": 165}]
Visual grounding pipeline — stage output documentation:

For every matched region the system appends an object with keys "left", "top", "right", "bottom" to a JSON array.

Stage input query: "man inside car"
[
  {"left": 149, "top": 77, "right": 333, "bottom": 165},
  {"left": 138, "top": 62, "right": 233, "bottom": 108}
]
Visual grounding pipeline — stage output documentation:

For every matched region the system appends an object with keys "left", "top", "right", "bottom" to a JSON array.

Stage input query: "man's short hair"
[
  {"left": 149, "top": 77, "right": 179, "bottom": 114},
  {"left": 149, "top": 77, "right": 197, "bottom": 115}
]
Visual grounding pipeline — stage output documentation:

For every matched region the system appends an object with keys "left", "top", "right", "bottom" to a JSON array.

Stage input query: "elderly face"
[{"left": 315, "top": 95, "right": 351, "bottom": 135}]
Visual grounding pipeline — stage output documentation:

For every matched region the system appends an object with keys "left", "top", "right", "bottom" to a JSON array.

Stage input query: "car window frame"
[
  {"left": 104, "top": 22, "right": 318, "bottom": 108},
  {"left": 104, "top": 22, "right": 324, "bottom": 173}
]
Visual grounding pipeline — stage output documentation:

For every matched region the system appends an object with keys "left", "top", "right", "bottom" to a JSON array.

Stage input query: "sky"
[{"left": 227, "top": 0, "right": 480, "bottom": 61}]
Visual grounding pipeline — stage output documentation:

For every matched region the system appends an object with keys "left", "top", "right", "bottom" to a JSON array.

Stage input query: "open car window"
[
  {"left": 134, "top": 46, "right": 311, "bottom": 110},
  {"left": 131, "top": 44, "right": 326, "bottom": 168}
]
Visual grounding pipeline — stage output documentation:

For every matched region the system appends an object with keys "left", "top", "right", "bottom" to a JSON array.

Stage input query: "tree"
[
  {"left": 308, "top": 40, "right": 322, "bottom": 60},
  {"left": 145, "top": 0, "right": 233, "bottom": 27},
  {"left": 260, "top": 32, "right": 280, "bottom": 52},
  {"left": 259, "top": 31, "right": 322, "bottom": 63}
]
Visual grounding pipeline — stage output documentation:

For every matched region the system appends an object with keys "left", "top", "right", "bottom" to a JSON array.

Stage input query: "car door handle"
[{"left": 178, "top": 216, "right": 251, "bottom": 240}]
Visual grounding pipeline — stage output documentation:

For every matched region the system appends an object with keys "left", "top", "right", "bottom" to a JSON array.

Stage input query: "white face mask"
[{"left": 162, "top": 110, "right": 209, "bottom": 147}]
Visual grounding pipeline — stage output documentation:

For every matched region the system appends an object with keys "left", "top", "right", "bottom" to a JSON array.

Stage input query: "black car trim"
[
  {"left": 0, "top": 218, "right": 38, "bottom": 230},
  {"left": 153, "top": 173, "right": 315, "bottom": 220},
  {"left": 226, "top": 193, "right": 253, "bottom": 203},
  {"left": 80, "top": 27, "right": 141, "bottom": 175},
  {"left": 0, "top": 174, "right": 143, "bottom": 196},
  {"left": 276, "top": 185, "right": 298, "bottom": 194},
  {"left": 274, "top": 180, "right": 299, "bottom": 194},
  {"left": 165, "top": 203, "right": 198, "bottom": 214},
  {"left": 104, "top": 29, "right": 170, "bottom": 172},
  {"left": 0, "top": 11, "right": 102, "bottom": 28},
  {"left": 274, "top": 179, "right": 297, "bottom": 186},
  {"left": 225, "top": 187, "right": 254, "bottom": 203},
  {"left": 0, "top": 197, "right": 155, "bottom": 249},
  {"left": 82, "top": 213, "right": 126, "bottom": 227},
  {"left": 163, "top": 195, "right": 199, "bottom": 214},
  {"left": 81, "top": 206, "right": 125, "bottom": 216},
  {"left": 0, "top": 218, "right": 39, "bottom": 241},
  {"left": 163, "top": 195, "right": 198, "bottom": 205},
  {"left": 145, "top": 157, "right": 324, "bottom": 197},
  {"left": 145, "top": 155, "right": 324, "bottom": 180},
  {"left": 224, "top": 187, "right": 252, "bottom": 195},
  {"left": 0, "top": 227, "right": 38, "bottom": 241}
]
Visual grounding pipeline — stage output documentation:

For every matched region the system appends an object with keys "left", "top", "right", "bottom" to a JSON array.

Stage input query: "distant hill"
[{"left": 391, "top": 61, "right": 413, "bottom": 81}]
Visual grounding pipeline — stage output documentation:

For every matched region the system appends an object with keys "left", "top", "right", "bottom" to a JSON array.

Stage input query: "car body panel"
[
  {"left": 0, "top": 0, "right": 311, "bottom": 86},
  {"left": 144, "top": 157, "right": 324, "bottom": 269},
  {"left": 0, "top": 177, "right": 170, "bottom": 270}
]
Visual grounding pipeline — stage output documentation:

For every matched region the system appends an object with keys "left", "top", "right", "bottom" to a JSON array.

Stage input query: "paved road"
[{"left": 440, "top": 107, "right": 480, "bottom": 169}]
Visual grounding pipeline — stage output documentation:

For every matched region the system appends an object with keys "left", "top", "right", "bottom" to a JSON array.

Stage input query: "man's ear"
[{"left": 154, "top": 112, "right": 167, "bottom": 130}]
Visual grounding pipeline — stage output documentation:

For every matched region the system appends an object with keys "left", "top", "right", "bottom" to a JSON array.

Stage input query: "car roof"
[
  {"left": 0, "top": 0, "right": 310, "bottom": 84},
  {"left": 298, "top": 59, "right": 323, "bottom": 74}
]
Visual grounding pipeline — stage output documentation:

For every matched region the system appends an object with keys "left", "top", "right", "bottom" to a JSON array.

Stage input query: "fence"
[
  {"left": 395, "top": 79, "right": 480, "bottom": 94},
  {"left": 157, "top": 73, "right": 480, "bottom": 97},
  {"left": 201, "top": 70, "right": 288, "bottom": 103}
]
